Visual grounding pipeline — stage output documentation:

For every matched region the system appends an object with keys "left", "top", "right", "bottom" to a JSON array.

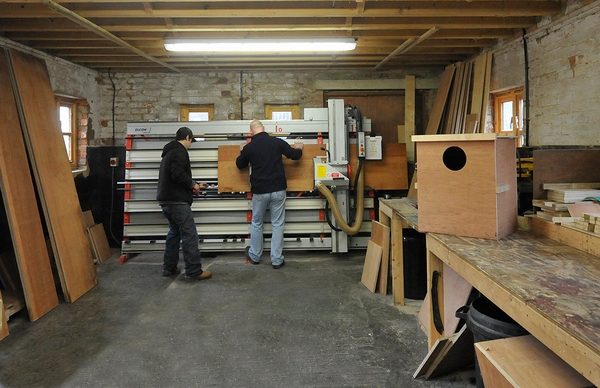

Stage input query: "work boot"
[{"left": 184, "top": 270, "right": 212, "bottom": 280}]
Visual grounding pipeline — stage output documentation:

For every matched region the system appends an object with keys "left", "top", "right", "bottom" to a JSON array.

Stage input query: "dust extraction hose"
[{"left": 315, "top": 165, "right": 365, "bottom": 235}]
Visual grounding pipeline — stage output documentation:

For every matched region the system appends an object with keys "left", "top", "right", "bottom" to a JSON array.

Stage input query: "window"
[
  {"left": 265, "top": 104, "right": 299, "bottom": 120},
  {"left": 180, "top": 104, "right": 214, "bottom": 121},
  {"left": 56, "top": 97, "right": 77, "bottom": 166},
  {"left": 493, "top": 88, "right": 524, "bottom": 146}
]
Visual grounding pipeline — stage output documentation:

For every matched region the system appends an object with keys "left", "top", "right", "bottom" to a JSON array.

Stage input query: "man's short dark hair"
[{"left": 176, "top": 126, "right": 196, "bottom": 142}]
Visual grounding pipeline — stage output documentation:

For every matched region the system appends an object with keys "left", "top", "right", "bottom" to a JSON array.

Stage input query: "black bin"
[
  {"left": 402, "top": 228, "right": 427, "bottom": 300},
  {"left": 456, "top": 295, "right": 528, "bottom": 388}
]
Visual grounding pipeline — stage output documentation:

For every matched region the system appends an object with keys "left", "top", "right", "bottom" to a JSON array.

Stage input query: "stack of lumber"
[
  {"left": 547, "top": 188, "right": 600, "bottom": 203},
  {"left": 532, "top": 200, "right": 571, "bottom": 222},
  {"left": 425, "top": 52, "right": 492, "bottom": 135},
  {"left": 571, "top": 212, "right": 600, "bottom": 234},
  {"left": 361, "top": 221, "right": 390, "bottom": 295}
]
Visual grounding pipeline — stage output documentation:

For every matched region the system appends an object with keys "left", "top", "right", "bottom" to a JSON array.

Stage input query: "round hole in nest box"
[{"left": 442, "top": 146, "right": 467, "bottom": 171}]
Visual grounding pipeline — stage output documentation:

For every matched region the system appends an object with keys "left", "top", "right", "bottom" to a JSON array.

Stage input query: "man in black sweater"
[
  {"left": 157, "top": 126, "right": 212, "bottom": 280},
  {"left": 236, "top": 120, "right": 303, "bottom": 269}
]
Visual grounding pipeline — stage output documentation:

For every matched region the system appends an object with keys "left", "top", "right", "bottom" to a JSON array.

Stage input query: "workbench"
[
  {"left": 426, "top": 227, "right": 600, "bottom": 386},
  {"left": 378, "top": 197, "right": 419, "bottom": 306},
  {"left": 379, "top": 197, "right": 600, "bottom": 385}
]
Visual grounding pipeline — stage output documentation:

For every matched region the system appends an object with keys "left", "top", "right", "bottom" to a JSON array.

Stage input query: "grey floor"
[{"left": 0, "top": 250, "right": 474, "bottom": 388}]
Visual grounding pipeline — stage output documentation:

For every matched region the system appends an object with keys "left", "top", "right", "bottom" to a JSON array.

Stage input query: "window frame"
[
  {"left": 264, "top": 104, "right": 300, "bottom": 120},
  {"left": 56, "top": 96, "right": 78, "bottom": 167},
  {"left": 180, "top": 104, "right": 214, "bottom": 121},
  {"left": 493, "top": 87, "right": 524, "bottom": 146}
]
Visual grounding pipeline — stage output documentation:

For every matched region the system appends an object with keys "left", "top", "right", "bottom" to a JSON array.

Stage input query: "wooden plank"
[
  {"left": 465, "top": 113, "right": 478, "bottom": 134},
  {"left": 82, "top": 210, "right": 95, "bottom": 228},
  {"left": 425, "top": 65, "right": 455, "bottom": 135},
  {"left": 371, "top": 221, "right": 390, "bottom": 295},
  {"left": 349, "top": 143, "right": 408, "bottom": 190},
  {"left": 470, "top": 53, "right": 487, "bottom": 125},
  {"left": 88, "top": 224, "right": 112, "bottom": 264},
  {"left": 217, "top": 143, "right": 326, "bottom": 193},
  {"left": 361, "top": 240, "right": 382, "bottom": 293},
  {"left": 0, "top": 49, "right": 58, "bottom": 320},
  {"left": 7, "top": 49, "right": 97, "bottom": 303},
  {"left": 479, "top": 51, "right": 493, "bottom": 133},
  {"left": 475, "top": 335, "right": 593, "bottom": 388},
  {"left": 413, "top": 335, "right": 451, "bottom": 378},
  {"left": 0, "top": 292, "right": 8, "bottom": 340},
  {"left": 405, "top": 74, "right": 416, "bottom": 143},
  {"left": 426, "top": 324, "right": 475, "bottom": 379},
  {"left": 543, "top": 182, "right": 600, "bottom": 190}
]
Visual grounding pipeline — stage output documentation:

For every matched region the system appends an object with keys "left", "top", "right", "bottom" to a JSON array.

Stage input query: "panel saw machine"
[{"left": 121, "top": 99, "right": 385, "bottom": 258}]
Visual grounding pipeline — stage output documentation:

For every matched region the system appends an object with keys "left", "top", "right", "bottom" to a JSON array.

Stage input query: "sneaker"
[
  {"left": 184, "top": 270, "right": 212, "bottom": 281},
  {"left": 272, "top": 261, "right": 285, "bottom": 269},
  {"left": 162, "top": 267, "right": 180, "bottom": 277},
  {"left": 245, "top": 246, "right": 259, "bottom": 265}
]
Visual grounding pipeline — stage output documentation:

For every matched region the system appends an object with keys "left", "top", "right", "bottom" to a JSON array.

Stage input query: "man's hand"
[
  {"left": 294, "top": 142, "right": 304, "bottom": 150},
  {"left": 193, "top": 181, "right": 208, "bottom": 194}
]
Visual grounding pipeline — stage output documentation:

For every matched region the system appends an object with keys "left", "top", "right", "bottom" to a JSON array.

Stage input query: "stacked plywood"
[
  {"left": 0, "top": 49, "right": 98, "bottom": 338},
  {"left": 425, "top": 52, "right": 492, "bottom": 135},
  {"left": 547, "top": 189, "right": 600, "bottom": 203}
]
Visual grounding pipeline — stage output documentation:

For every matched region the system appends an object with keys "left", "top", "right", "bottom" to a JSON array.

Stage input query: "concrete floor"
[{"left": 0, "top": 250, "right": 475, "bottom": 387}]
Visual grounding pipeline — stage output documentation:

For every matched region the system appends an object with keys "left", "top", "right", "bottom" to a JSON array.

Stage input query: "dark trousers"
[{"left": 161, "top": 204, "right": 202, "bottom": 275}]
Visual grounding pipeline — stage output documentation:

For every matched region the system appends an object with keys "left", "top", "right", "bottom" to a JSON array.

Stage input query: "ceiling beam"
[
  {"left": 373, "top": 26, "right": 439, "bottom": 70},
  {"left": 41, "top": 0, "right": 181, "bottom": 72}
]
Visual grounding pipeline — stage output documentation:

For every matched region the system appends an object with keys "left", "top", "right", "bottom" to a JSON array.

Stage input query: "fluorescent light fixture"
[{"left": 164, "top": 38, "right": 357, "bottom": 53}]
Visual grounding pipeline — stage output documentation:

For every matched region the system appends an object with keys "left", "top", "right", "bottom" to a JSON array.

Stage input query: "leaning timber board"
[
  {"left": 8, "top": 50, "right": 97, "bottom": 303},
  {"left": 0, "top": 50, "right": 58, "bottom": 320},
  {"left": 217, "top": 144, "right": 326, "bottom": 193}
]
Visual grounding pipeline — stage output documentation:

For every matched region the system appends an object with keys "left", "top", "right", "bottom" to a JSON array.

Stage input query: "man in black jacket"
[
  {"left": 236, "top": 120, "right": 303, "bottom": 269},
  {"left": 157, "top": 126, "right": 212, "bottom": 280}
]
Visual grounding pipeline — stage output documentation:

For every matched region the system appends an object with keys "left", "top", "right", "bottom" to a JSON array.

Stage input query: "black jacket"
[
  {"left": 235, "top": 132, "right": 302, "bottom": 194},
  {"left": 157, "top": 141, "right": 195, "bottom": 205}
]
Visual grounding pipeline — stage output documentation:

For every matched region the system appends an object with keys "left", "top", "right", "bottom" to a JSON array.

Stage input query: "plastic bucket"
[{"left": 456, "top": 296, "right": 528, "bottom": 388}]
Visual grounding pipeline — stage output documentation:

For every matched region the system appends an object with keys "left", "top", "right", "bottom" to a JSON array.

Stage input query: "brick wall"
[{"left": 491, "top": 1, "right": 600, "bottom": 147}]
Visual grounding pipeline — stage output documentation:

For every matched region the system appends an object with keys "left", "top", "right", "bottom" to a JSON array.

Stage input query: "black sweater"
[
  {"left": 156, "top": 141, "right": 195, "bottom": 205},
  {"left": 235, "top": 132, "right": 303, "bottom": 194}
]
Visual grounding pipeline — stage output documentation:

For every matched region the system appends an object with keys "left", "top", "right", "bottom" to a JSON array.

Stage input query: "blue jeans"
[
  {"left": 161, "top": 204, "right": 203, "bottom": 275},
  {"left": 248, "top": 190, "right": 286, "bottom": 266}
]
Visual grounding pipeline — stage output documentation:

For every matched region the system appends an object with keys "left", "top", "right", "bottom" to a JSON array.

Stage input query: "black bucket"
[{"left": 456, "top": 296, "right": 528, "bottom": 388}]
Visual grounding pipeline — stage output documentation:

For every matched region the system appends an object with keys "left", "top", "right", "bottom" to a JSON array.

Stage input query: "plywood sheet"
[
  {"left": 218, "top": 143, "right": 326, "bottom": 193},
  {"left": 8, "top": 49, "right": 97, "bottom": 303},
  {"left": 476, "top": 335, "right": 593, "bottom": 388},
  {"left": 82, "top": 210, "right": 95, "bottom": 228},
  {"left": 567, "top": 202, "right": 600, "bottom": 218},
  {"left": 88, "top": 224, "right": 112, "bottom": 264},
  {"left": 425, "top": 65, "right": 455, "bottom": 135},
  {"left": 361, "top": 240, "right": 382, "bottom": 293},
  {"left": 0, "top": 50, "right": 58, "bottom": 320},
  {"left": 370, "top": 221, "right": 390, "bottom": 295},
  {"left": 0, "top": 292, "right": 8, "bottom": 340},
  {"left": 349, "top": 143, "right": 408, "bottom": 190}
]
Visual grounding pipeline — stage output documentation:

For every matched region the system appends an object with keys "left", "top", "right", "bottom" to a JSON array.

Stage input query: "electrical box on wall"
[{"left": 365, "top": 135, "right": 383, "bottom": 160}]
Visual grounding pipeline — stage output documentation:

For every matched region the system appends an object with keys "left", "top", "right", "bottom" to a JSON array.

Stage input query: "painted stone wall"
[
  {"left": 92, "top": 69, "right": 439, "bottom": 146},
  {"left": 490, "top": 1, "right": 600, "bottom": 146}
]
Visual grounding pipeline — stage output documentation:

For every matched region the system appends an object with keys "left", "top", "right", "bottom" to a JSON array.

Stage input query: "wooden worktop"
[{"left": 426, "top": 230, "right": 600, "bottom": 385}]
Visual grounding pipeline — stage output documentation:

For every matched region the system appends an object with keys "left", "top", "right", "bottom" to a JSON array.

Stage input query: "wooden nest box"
[{"left": 413, "top": 134, "right": 517, "bottom": 240}]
